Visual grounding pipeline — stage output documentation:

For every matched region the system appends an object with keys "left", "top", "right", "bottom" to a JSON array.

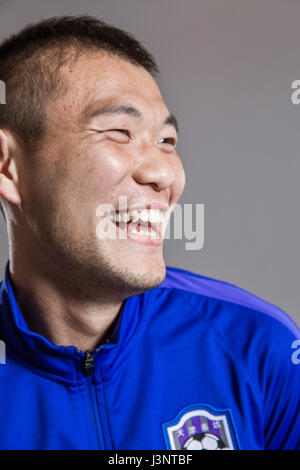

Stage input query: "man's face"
[{"left": 18, "top": 51, "right": 185, "bottom": 299}]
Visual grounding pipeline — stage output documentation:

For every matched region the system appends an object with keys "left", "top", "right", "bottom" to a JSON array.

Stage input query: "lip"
[
  {"left": 107, "top": 202, "right": 170, "bottom": 246},
  {"left": 126, "top": 224, "right": 163, "bottom": 246}
]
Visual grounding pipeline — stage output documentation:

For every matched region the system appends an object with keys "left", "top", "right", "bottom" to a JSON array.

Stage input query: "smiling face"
[{"left": 16, "top": 50, "right": 186, "bottom": 299}]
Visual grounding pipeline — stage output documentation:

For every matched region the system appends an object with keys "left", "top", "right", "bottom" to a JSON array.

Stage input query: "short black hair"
[
  {"left": 0, "top": 15, "right": 159, "bottom": 148},
  {"left": 0, "top": 15, "right": 159, "bottom": 220}
]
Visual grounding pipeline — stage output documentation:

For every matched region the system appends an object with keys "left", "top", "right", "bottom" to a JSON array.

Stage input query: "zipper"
[
  {"left": 82, "top": 349, "right": 105, "bottom": 449},
  {"left": 82, "top": 350, "right": 94, "bottom": 377}
]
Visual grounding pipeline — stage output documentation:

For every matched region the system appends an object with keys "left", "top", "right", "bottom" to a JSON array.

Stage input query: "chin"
[{"left": 117, "top": 261, "right": 166, "bottom": 294}]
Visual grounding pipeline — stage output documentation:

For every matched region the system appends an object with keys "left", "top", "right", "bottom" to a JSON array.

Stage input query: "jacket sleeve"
[{"left": 262, "top": 318, "right": 300, "bottom": 450}]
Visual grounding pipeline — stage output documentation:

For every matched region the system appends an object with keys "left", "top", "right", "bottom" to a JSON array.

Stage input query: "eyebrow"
[{"left": 82, "top": 102, "right": 179, "bottom": 133}]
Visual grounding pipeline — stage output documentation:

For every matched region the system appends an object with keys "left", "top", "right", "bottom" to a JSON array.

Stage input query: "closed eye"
[
  {"left": 99, "top": 129, "right": 176, "bottom": 148},
  {"left": 103, "top": 128, "right": 131, "bottom": 143},
  {"left": 109, "top": 129, "right": 131, "bottom": 137}
]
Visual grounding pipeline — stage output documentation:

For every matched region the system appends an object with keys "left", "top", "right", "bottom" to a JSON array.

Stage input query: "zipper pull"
[{"left": 82, "top": 350, "right": 94, "bottom": 377}]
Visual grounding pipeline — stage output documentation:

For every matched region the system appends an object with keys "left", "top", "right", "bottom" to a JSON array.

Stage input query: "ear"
[{"left": 0, "top": 129, "right": 22, "bottom": 206}]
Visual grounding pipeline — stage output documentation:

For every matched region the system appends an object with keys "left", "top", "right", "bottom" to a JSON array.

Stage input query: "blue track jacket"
[{"left": 0, "top": 260, "right": 299, "bottom": 450}]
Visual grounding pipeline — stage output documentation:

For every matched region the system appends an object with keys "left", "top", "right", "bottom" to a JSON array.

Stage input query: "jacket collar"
[{"left": 0, "top": 260, "right": 148, "bottom": 384}]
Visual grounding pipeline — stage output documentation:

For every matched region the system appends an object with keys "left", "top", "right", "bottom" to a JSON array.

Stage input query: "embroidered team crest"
[{"left": 162, "top": 404, "right": 239, "bottom": 450}]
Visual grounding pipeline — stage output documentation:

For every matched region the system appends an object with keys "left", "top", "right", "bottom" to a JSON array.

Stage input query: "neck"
[
  {"left": 8, "top": 241, "right": 125, "bottom": 351},
  {"left": 9, "top": 267, "right": 124, "bottom": 351},
  {"left": 6, "top": 222, "right": 132, "bottom": 351}
]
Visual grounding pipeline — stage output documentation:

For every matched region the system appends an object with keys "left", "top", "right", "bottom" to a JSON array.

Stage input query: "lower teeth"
[{"left": 131, "top": 227, "right": 157, "bottom": 237}]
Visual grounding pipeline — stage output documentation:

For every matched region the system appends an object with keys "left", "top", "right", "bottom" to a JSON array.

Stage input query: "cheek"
[{"left": 73, "top": 142, "right": 132, "bottom": 203}]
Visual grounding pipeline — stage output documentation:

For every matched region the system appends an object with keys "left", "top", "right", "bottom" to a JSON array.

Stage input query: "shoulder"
[
  {"left": 157, "top": 265, "right": 300, "bottom": 351},
  {"left": 157, "top": 267, "right": 300, "bottom": 413}
]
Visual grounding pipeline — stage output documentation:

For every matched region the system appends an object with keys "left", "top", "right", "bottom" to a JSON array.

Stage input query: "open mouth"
[
  {"left": 109, "top": 208, "right": 165, "bottom": 242},
  {"left": 113, "top": 220, "right": 158, "bottom": 238}
]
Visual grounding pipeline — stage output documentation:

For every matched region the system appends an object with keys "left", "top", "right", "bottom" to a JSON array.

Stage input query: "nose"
[{"left": 131, "top": 149, "right": 176, "bottom": 191}]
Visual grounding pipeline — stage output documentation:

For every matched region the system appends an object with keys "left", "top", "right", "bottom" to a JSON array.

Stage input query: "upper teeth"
[{"left": 110, "top": 209, "right": 164, "bottom": 224}]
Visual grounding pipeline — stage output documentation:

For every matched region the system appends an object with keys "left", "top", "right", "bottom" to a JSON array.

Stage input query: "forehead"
[{"left": 55, "top": 51, "right": 168, "bottom": 123}]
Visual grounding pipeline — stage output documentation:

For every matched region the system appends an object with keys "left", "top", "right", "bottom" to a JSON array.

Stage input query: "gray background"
[{"left": 0, "top": 0, "right": 299, "bottom": 325}]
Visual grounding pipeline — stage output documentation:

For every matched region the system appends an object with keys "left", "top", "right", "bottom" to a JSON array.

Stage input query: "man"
[{"left": 0, "top": 15, "right": 299, "bottom": 451}]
